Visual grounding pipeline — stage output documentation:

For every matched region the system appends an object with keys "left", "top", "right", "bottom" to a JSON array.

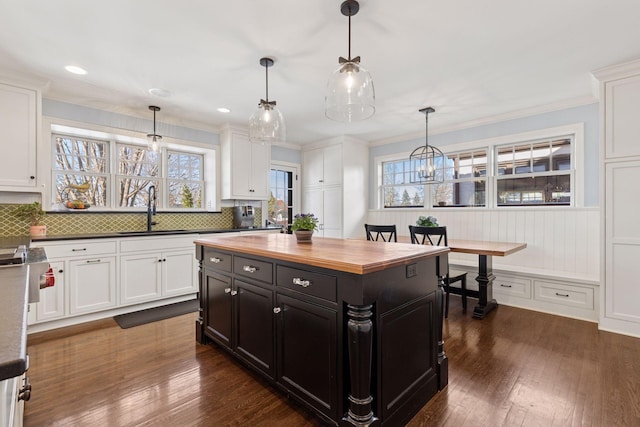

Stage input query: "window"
[
  {"left": 381, "top": 158, "right": 424, "bottom": 207},
  {"left": 268, "top": 168, "right": 294, "bottom": 225},
  {"left": 432, "top": 150, "right": 487, "bottom": 207},
  {"left": 496, "top": 137, "right": 571, "bottom": 206},
  {"left": 52, "top": 130, "right": 209, "bottom": 210},
  {"left": 53, "top": 135, "right": 110, "bottom": 207}
]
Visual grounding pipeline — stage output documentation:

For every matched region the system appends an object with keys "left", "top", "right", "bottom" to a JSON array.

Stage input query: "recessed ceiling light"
[
  {"left": 65, "top": 65, "right": 87, "bottom": 75},
  {"left": 217, "top": 107, "right": 231, "bottom": 113},
  {"left": 148, "top": 88, "right": 171, "bottom": 97}
]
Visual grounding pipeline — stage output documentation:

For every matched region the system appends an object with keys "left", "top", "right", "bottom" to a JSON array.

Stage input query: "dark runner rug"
[{"left": 114, "top": 299, "right": 199, "bottom": 329}]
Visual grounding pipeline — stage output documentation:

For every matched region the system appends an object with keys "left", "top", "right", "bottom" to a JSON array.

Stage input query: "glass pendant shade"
[
  {"left": 249, "top": 57, "right": 285, "bottom": 143},
  {"left": 410, "top": 107, "right": 445, "bottom": 184},
  {"left": 249, "top": 103, "right": 285, "bottom": 143},
  {"left": 325, "top": 61, "right": 375, "bottom": 122},
  {"left": 146, "top": 105, "right": 162, "bottom": 152}
]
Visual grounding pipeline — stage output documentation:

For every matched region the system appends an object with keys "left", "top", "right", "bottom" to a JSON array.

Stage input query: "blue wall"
[{"left": 369, "top": 103, "right": 600, "bottom": 208}]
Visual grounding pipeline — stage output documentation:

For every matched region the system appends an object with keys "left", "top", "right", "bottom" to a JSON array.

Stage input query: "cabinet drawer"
[
  {"left": 534, "top": 280, "right": 594, "bottom": 309},
  {"left": 234, "top": 256, "right": 273, "bottom": 283},
  {"left": 36, "top": 240, "right": 117, "bottom": 258},
  {"left": 276, "top": 265, "right": 337, "bottom": 302},
  {"left": 493, "top": 275, "right": 531, "bottom": 299},
  {"left": 203, "top": 248, "right": 232, "bottom": 272},
  {"left": 120, "top": 235, "right": 196, "bottom": 252}
]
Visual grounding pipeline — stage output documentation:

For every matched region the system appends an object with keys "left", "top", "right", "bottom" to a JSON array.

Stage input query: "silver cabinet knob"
[
  {"left": 224, "top": 288, "right": 231, "bottom": 293},
  {"left": 292, "top": 277, "right": 311, "bottom": 288},
  {"left": 230, "top": 290, "right": 238, "bottom": 296},
  {"left": 210, "top": 257, "right": 222, "bottom": 263},
  {"left": 242, "top": 265, "right": 257, "bottom": 273},
  {"left": 273, "top": 307, "right": 281, "bottom": 314}
]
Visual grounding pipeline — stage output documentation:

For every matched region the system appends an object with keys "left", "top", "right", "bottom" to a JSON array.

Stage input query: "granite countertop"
[
  {"left": 0, "top": 264, "right": 29, "bottom": 381},
  {"left": 30, "top": 226, "right": 282, "bottom": 242}
]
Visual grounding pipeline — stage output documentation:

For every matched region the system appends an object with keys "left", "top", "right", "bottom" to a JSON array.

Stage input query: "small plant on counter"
[
  {"left": 291, "top": 213, "right": 319, "bottom": 231},
  {"left": 14, "top": 202, "right": 46, "bottom": 226},
  {"left": 416, "top": 215, "right": 438, "bottom": 227}
]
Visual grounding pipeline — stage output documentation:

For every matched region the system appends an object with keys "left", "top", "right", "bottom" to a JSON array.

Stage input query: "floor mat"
[{"left": 114, "top": 299, "right": 199, "bottom": 329}]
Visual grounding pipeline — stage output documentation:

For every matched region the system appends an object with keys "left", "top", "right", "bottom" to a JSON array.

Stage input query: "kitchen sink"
[{"left": 116, "top": 229, "right": 188, "bottom": 236}]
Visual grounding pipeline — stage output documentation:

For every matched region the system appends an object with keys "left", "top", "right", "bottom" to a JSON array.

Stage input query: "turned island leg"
[{"left": 342, "top": 304, "right": 379, "bottom": 426}]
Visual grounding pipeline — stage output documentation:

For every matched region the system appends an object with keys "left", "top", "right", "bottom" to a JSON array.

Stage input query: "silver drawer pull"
[
  {"left": 500, "top": 284, "right": 512, "bottom": 288},
  {"left": 86, "top": 259, "right": 101, "bottom": 263},
  {"left": 230, "top": 290, "right": 238, "bottom": 296},
  {"left": 224, "top": 288, "right": 231, "bottom": 293},
  {"left": 292, "top": 277, "right": 311, "bottom": 288},
  {"left": 210, "top": 257, "right": 222, "bottom": 263},
  {"left": 555, "top": 292, "right": 570, "bottom": 297},
  {"left": 243, "top": 265, "right": 257, "bottom": 273},
  {"left": 273, "top": 307, "right": 281, "bottom": 314}
]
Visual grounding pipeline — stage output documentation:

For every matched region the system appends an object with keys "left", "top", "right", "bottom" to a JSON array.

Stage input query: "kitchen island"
[{"left": 194, "top": 233, "right": 449, "bottom": 426}]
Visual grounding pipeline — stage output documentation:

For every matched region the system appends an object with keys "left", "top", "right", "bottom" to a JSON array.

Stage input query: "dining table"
[{"left": 390, "top": 236, "right": 527, "bottom": 319}]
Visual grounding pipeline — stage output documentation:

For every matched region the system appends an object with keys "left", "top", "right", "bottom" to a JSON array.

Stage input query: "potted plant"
[
  {"left": 416, "top": 215, "right": 439, "bottom": 227},
  {"left": 14, "top": 201, "right": 47, "bottom": 236},
  {"left": 291, "top": 213, "right": 319, "bottom": 242}
]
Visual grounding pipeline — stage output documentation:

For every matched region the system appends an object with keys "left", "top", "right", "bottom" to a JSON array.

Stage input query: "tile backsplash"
[{"left": 0, "top": 204, "right": 262, "bottom": 237}]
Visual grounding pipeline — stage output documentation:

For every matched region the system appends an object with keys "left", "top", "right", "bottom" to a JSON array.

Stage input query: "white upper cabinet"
[
  {"left": 0, "top": 82, "right": 39, "bottom": 190},
  {"left": 302, "top": 144, "right": 343, "bottom": 188},
  {"left": 604, "top": 74, "right": 640, "bottom": 159},
  {"left": 221, "top": 129, "right": 271, "bottom": 200}
]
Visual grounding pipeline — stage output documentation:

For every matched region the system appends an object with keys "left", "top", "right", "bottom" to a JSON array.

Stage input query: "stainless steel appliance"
[
  {"left": 232, "top": 206, "right": 255, "bottom": 229},
  {"left": 0, "top": 245, "right": 52, "bottom": 303}
]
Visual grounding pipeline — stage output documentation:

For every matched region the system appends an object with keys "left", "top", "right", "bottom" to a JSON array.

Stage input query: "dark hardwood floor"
[{"left": 24, "top": 299, "right": 640, "bottom": 426}]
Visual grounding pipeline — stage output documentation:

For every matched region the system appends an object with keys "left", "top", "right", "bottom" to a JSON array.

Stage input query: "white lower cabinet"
[
  {"left": 69, "top": 256, "right": 117, "bottom": 314},
  {"left": 35, "top": 261, "right": 65, "bottom": 321}
]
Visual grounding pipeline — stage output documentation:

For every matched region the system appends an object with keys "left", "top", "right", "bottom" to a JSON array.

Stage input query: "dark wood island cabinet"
[{"left": 195, "top": 234, "right": 449, "bottom": 426}]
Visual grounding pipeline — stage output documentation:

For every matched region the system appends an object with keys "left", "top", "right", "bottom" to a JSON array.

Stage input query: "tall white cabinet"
[
  {"left": 594, "top": 58, "right": 640, "bottom": 338},
  {"left": 302, "top": 137, "right": 368, "bottom": 239}
]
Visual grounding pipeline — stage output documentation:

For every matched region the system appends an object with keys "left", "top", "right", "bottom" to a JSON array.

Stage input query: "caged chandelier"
[
  {"left": 325, "top": 0, "right": 375, "bottom": 122},
  {"left": 249, "top": 57, "right": 285, "bottom": 143},
  {"left": 146, "top": 105, "right": 162, "bottom": 152},
  {"left": 409, "top": 107, "right": 444, "bottom": 184}
]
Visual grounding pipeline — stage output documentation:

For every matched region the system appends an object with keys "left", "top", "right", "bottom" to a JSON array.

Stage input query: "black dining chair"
[
  {"left": 364, "top": 224, "right": 397, "bottom": 242},
  {"left": 408, "top": 225, "right": 467, "bottom": 318}
]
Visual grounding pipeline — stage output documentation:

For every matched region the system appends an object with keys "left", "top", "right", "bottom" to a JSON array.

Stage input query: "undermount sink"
[{"left": 116, "top": 229, "right": 187, "bottom": 235}]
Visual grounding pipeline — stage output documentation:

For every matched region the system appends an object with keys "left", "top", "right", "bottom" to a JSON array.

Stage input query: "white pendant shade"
[{"left": 325, "top": 61, "right": 375, "bottom": 122}]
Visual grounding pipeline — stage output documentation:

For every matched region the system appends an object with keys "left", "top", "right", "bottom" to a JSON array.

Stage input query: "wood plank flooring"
[{"left": 24, "top": 299, "right": 640, "bottom": 426}]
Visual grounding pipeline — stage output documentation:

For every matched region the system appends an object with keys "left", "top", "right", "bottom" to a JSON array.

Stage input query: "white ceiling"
[{"left": 1, "top": 0, "right": 639, "bottom": 145}]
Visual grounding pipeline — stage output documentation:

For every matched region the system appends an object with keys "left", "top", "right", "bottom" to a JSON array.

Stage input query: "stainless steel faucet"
[{"left": 147, "top": 185, "right": 157, "bottom": 231}]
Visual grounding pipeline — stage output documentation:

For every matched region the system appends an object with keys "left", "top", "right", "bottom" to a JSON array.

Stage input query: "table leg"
[
  {"left": 342, "top": 304, "right": 379, "bottom": 426},
  {"left": 472, "top": 255, "right": 498, "bottom": 319}
]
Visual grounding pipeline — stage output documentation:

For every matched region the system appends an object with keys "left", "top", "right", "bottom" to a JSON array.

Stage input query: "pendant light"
[
  {"left": 146, "top": 105, "right": 162, "bottom": 152},
  {"left": 249, "top": 57, "right": 285, "bottom": 143},
  {"left": 325, "top": 0, "right": 375, "bottom": 122},
  {"left": 409, "top": 107, "right": 445, "bottom": 184}
]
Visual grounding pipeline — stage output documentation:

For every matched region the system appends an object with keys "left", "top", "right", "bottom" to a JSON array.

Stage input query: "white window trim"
[
  {"left": 43, "top": 116, "right": 218, "bottom": 211},
  {"left": 267, "top": 160, "right": 301, "bottom": 225},
  {"left": 373, "top": 123, "right": 585, "bottom": 209}
]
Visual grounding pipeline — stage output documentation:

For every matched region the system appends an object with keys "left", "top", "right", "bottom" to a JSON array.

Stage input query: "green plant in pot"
[
  {"left": 14, "top": 202, "right": 47, "bottom": 236},
  {"left": 291, "top": 213, "right": 319, "bottom": 242},
  {"left": 416, "top": 215, "right": 439, "bottom": 227}
]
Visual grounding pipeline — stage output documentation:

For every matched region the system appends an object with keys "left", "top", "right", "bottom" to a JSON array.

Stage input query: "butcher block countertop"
[{"left": 194, "top": 233, "right": 449, "bottom": 275}]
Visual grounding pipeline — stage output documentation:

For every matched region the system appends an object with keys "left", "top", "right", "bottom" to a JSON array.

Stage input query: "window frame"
[
  {"left": 45, "top": 119, "right": 217, "bottom": 211},
  {"left": 374, "top": 123, "right": 585, "bottom": 210},
  {"left": 267, "top": 161, "right": 300, "bottom": 226}
]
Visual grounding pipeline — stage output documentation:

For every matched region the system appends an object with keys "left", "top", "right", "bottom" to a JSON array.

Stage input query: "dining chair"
[
  {"left": 408, "top": 225, "right": 467, "bottom": 318},
  {"left": 364, "top": 224, "right": 398, "bottom": 242}
]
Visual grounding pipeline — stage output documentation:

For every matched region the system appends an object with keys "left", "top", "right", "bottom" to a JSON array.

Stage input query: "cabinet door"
[
  {"left": 322, "top": 186, "right": 343, "bottom": 238},
  {"left": 250, "top": 141, "right": 271, "bottom": 199},
  {"left": 230, "top": 133, "right": 253, "bottom": 198},
  {"left": 36, "top": 260, "right": 65, "bottom": 321},
  {"left": 302, "top": 188, "right": 324, "bottom": 235},
  {"left": 303, "top": 147, "right": 325, "bottom": 187},
  {"left": 205, "top": 271, "right": 232, "bottom": 349},
  {"left": 69, "top": 256, "right": 117, "bottom": 314},
  {"left": 0, "top": 83, "right": 37, "bottom": 188},
  {"left": 321, "top": 144, "right": 343, "bottom": 187},
  {"left": 234, "top": 279, "right": 275, "bottom": 377},
  {"left": 120, "top": 253, "right": 162, "bottom": 305},
  {"left": 163, "top": 250, "right": 197, "bottom": 296},
  {"left": 275, "top": 293, "right": 337, "bottom": 420}
]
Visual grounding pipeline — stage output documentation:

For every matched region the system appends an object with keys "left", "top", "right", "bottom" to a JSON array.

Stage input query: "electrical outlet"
[{"left": 406, "top": 263, "right": 417, "bottom": 278}]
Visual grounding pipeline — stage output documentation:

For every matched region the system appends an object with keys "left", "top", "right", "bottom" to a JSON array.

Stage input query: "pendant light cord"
[
  {"left": 347, "top": 14, "right": 351, "bottom": 61},
  {"left": 153, "top": 109, "right": 157, "bottom": 134},
  {"left": 265, "top": 63, "right": 269, "bottom": 102}
]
